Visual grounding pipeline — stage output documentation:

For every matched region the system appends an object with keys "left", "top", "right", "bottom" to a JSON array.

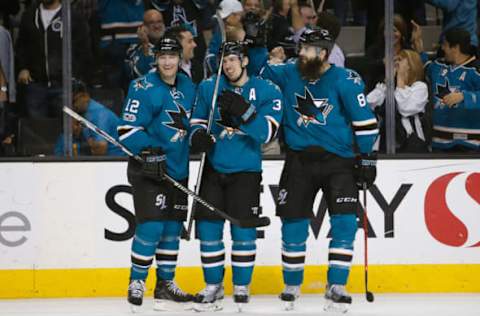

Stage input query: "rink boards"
[{"left": 0, "top": 159, "right": 479, "bottom": 298}]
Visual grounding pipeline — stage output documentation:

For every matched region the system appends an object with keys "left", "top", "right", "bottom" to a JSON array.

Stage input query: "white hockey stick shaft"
[{"left": 184, "top": 13, "right": 227, "bottom": 240}]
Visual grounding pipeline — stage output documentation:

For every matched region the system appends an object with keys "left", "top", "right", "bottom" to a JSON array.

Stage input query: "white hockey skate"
[
  {"left": 324, "top": 284, "right": 352, "bottom": 313},
  {"left": 153, "top": 280, "right": 194, "bottom": 311},
  {"left": 193, "top": 283, "right": 224, "bottom": 312},
  {"left": 233, "top": 285, "right": 250, "bottom": 312},
  {"left": 279, "top": 285, "right": 300, "bottom": 311},
  {"left": 127, "top": 280, "right": 145, "bottom": 313}
]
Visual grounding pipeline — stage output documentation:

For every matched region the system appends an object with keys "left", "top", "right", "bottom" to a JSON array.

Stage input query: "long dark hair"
[{"left": 377, "top": 14, "right": 409, "bottom": 49}]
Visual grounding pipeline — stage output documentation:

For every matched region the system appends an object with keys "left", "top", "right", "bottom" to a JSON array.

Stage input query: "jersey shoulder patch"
[
  {"left": 261, "top": 77, "right": 282, "bottom": 93},
  {"left": 465, "top": 58, "right": 480, "bottom": 74},
  {"left": 132, "top": 75, "right": 155, "bottom": 92}
]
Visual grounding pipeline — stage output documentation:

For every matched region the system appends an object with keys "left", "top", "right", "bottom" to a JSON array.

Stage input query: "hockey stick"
[
  {"left": 184, "top": 13, "right": 227, "bottom": 240},
  {"left": 362, "top": 184, "right": 375, "bottom": 302},
  {"left": 63, "top": 106, "right": 270, "bottom": 229}
]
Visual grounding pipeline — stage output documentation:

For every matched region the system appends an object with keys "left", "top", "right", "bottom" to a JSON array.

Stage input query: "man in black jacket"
[{"left": 16, "top": 0, "right": 92, "bottom": 118}]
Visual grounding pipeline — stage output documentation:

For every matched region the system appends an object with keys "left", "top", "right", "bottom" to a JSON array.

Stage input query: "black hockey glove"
[
  {"left": 354, "top": 153, "right": 377, "bottom": 189},
  {"left": 217, "top": 90, "right": 257, "bottom": 124},
  {"left": 191, "top": 129, "right": 216, "bottom": 153},
  {"left": 140, "top": 147, "right": 167, "bottom": 180},
  {"left": 243, "top": 11, "right": 267, "bottom": 47}
]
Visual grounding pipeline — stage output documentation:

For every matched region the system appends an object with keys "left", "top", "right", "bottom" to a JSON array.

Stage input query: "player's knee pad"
[
  {"left": 329, "top": 214, "right": 357, "bottom": 248},
  {"left": 281, "top": 218, "right": 309, "bottom": 244},
  {"left": 135, "top": 221, "right": 164, "bottom": 243},
  {"left": 231, "top": 225, "right": 257, "bottom": 242},
  {"left": 161, "top": 220, "right": 183, "bottom": 238},
  {"left": 196, "top": 220, "right": 224, "bottom": 241}
]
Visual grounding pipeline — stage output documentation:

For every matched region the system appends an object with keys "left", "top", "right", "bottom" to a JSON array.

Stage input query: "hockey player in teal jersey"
[
  {"left": 117, "top": 36, "right": 196, "bottom": 312},
  {"left": 425, "top": 27, "right": 480, "bottom": 152},
  {"left": 190, "top": 41, "right": 283, "bottom": 312},
  {"left": 254, "top": 28, "right": 378, "bottom": 312}
]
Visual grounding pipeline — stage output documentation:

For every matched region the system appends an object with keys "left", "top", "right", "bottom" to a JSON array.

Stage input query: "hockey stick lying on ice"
[
  {"left": 63, "top": 106, "right": 271, "bottom": 229},
  {"left": 184, "top": 12, "right": 227, "bottom": 240}
]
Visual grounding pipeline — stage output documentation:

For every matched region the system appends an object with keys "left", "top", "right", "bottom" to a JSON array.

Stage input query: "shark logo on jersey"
[
  {"left": 435, "top": 78, "right": 460, "bottom": 108},
  {"left": 170, "top": 87, "right": 185, "bottom": 100},
  {"left": 133, "top": 77, "right": 153, "bottom": 91},
  {"left": 163, "top": 101, "right": 189, "bottom": 142},
  {"left": 346, "top": 70, "right": 363, "bottom": 85},
  {"left": 171, "top": 5, "right": 198, "bottom": 37},
  {"left": 216, "top": 111, "right": 245, "bottom": 139},
  {"left": 294, "top": 87, "right": 333, "bottom": 127}
]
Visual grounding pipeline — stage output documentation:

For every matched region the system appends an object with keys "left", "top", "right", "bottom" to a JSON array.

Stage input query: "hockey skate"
[
  {"left": 233, "top": 285, "right": 250, "bottom": 312},
  {"left": 153, "top": 279, "right": 195, "bottom": 311},
  {"left": 127, "top": 280, "right": 145, "bottom": 313},
  {"left": 279, "top": 285, "right": 300, "bottom": 311},
  {"left": 324, "top": 284, "right": 352, "bottom": 313},
  {"left": 193, "top": 283, "right": 224, "bottom": 312}
]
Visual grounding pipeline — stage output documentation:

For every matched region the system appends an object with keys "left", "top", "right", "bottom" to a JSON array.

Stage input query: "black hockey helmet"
[
  {"left": 220, "top": 41, "right": 248, "bottom": 59},
  {"left": 155, "top": 35, "right": 182, "bottom": 56},
  {"left": 299, "top": 27, "right": 334, "bottom": 53}
]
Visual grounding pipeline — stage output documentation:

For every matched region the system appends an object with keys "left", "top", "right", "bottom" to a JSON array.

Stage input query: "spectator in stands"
[
  {"left": 125, "top": 9, "right": 165, "bottom": 80},
  {"left": 97, "top": 0, "right": 144, "bottom": 90},
  {"left": 267, "top": 0, "right": 292, "bottom": 52},
  {"left": 149, "top": 0, "right": 210, "bottom": 72},
  {"left": 205, "top": 0, "right": 244, "bottom": 76},
  {"left": 316, "top": 11, "right": 345, "bottom": 67},
  {"left": 364, "top": 14, "right": 410, "bottom": 92},
  {"left": 16, "top": 0, "right": 92, "bottom": 118},
  {"left": 284, "top": 0, "right": 344, "bottom": 66},
  {"left": 73, "top": 0, "right": 102, "bottom": 86},
  {"left": 425, "top": 28, "right": 480, "bottom": 153},
  {"left": 367, "top": 49, "right": 430, "bottom": 153},
  {"left": 426, "top": 0, "right": 478, "bottom": 55},
  {"left": 331, "top": 0, "right": 366, "bottom": 26},
  {"left": 0, "top": 63, "right": 6, "bottom": 103},
  {"left": 0, "top": 0, "right": 20, "bottom": 31},
  {"left": 0, "top": 27, "right": 15, "bottom": 156},
  {"left": 54, "top": 118, "right": 91, "bottom": 156},
  {"left": 298, "top": 2, "right": 317, "bottom": 27},
  {"left": 0, "top": 25, "right": 14, "bottom": 103},
  {"left": 164, "top": 25, "right": 203, "bottom": 83},
  {"left": 242, "top": 0, "right": 263, "bottom": 14},
  {"left": 70, "top": 79, "right": 124, "bottom": 156}
]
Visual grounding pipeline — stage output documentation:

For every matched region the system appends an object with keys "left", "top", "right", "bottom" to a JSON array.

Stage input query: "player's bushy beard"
[{"left": 298, "top": 56, "right": 324, "bottom": 82}]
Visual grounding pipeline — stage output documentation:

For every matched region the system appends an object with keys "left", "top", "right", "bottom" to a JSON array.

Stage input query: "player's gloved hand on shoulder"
[
  {"left": 354, "top": 153, "right": 377, "bottom": 189},
  {"left": 217, "top": 90, "right": 256, "bottom": 124},
  {"left": 140, "top": 147, "right": 167, "bottom": 180},
  {"left": 191, "top": 129, "right": 216, "bottom": 153}
]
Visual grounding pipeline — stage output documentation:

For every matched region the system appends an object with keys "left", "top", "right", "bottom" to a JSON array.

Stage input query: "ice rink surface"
[{"left": 1, "top": 294, "right": 479, "bottom": 316}]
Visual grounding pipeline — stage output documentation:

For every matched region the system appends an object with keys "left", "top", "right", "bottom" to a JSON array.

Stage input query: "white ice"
[{"left": 1, "top": 294, "right": 479, "bottom": 316}]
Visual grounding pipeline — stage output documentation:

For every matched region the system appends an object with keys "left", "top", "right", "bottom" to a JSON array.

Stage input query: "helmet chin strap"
[{"left": 229, "top": 66, "right": 246, "bottom": 84}]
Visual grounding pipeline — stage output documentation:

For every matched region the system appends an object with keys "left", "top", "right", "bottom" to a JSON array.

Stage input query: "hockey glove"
[
  {"left": 191, "top": 129, "right": 216, "bottom": 153},
  {"left": 217, "top": 90, "right": 256, "bottom": 124},
  {"left": 243, "top": 11, "right": 267, "bottom": 47},
  {"left": 354, "top": 153, "right": 377, "bottom": 189},
  {"left": 140, "top": 147, "right": 167, "bottom": 180}
]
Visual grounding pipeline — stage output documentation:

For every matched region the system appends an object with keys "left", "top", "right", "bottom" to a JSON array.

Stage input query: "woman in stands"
[
  {"left": 364, "top": 14, "right": 411, "bottom": 92},
  {"left": 367, "top": 49, "right": 430, "bottom": 153}
]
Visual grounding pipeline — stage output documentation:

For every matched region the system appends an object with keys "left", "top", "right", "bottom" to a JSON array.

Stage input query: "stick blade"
[
  {"left": 238, "top": 216, "right": 271, "bottom": 228},
  {"left": 366, "top": 291, "right": 374, "bottom": 302}
]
